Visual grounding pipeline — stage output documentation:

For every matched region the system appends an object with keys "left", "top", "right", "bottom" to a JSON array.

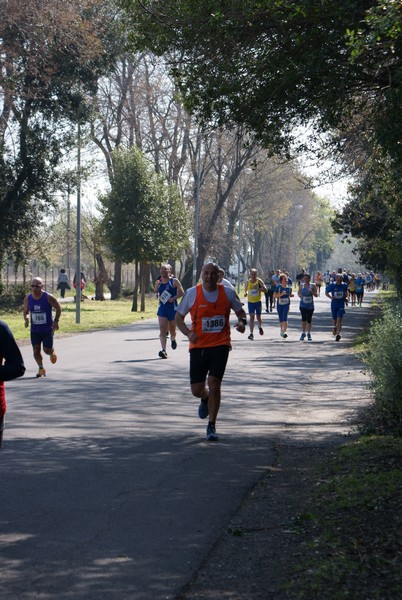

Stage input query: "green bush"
[
  {"left": 0, "top": 284, "right": 29, "bottom": 311},
  {"left": 364, "top": 301, "right": 402, "bottom": 435}
]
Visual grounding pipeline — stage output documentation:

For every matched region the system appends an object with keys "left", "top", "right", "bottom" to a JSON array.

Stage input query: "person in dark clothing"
[
  {"left": 56, "top": 268, "right": 71, "bottom": 298},
  {"left": 0, "top": 320, "right": 26, "bottom": 447}
]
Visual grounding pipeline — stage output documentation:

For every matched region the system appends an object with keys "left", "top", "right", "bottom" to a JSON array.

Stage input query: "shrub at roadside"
[
  {"left": 363, "top": 302, "right": 402, "bottom": 435},
  {"left": 0, "top": 284, "right": 29, "bottom": 311}
]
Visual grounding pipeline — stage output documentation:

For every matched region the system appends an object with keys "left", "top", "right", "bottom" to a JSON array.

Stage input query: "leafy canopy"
[
  {"left": 99, "top": 146, "right": 190, "bottom": 264},
  {"left": 120, "top": 0, "right": 401, "bottom": 161}
]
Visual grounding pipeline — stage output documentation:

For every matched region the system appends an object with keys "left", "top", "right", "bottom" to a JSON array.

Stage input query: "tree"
[
  {"left": 121, "top": 0, "right": 401, "bottom": 162},
  {"left": 120, "top": 0, "right": 400, "bottom": 287},
  {"left": 99, "top": 146, "right": 189, "bottom": 300},
  {"left": 332, "top": 153, "right": 402, "bottom": 294},
  {"left": 0, "top": 0, "right": 121, "bottom": 266}
]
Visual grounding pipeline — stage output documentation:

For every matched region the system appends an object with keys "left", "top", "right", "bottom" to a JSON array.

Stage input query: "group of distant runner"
[
  {"left": 153, "top": 264, "right": 374, "bottom": 360},
  {"left": 0, "top": 262, "right": 379, "bottom": 444}
]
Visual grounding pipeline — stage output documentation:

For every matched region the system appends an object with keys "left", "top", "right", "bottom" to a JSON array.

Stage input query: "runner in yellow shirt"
[{"left": 244, "top": 268, "right": 267, "bottom": 340}]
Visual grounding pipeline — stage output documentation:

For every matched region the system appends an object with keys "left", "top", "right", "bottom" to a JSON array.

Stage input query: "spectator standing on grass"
[
  {"left": 325, "top": 273, "right": 348, "bottom": 342},
  {"left": 0, "top": 320, "right": 26, "bottom": 448},
  {"left": 175, "top": 262, "right": 247, "bottom": 441},
  {"left": 56, "top": 268, "right": 70, "bottom": 299},
  {"left": 23, "top": 277, "right": 61, "bottom": 377}
]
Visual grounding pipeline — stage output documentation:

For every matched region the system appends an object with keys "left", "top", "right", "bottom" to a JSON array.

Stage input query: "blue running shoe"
[
  {"left": 300, "top": 332, "right": 306, "bottom": 341},
  {"left": 198, "top": 399, "right": 209, "bottom": 419},
  {"left": 206, "top": 423, "right": 219, "bottom": 441},
  {"left": 307, "top": 333, "right": 312, "bottom": 341}
]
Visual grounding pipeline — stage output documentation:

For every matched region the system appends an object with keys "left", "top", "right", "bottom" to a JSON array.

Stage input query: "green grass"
[
  {"left": 0, "top": 297, "right": 159, "bottom": 341},
  {"left": 285, "top": 436, "right": 402, "bottom": 599}
]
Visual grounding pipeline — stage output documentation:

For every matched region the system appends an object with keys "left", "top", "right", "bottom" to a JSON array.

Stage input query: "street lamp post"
[
  {"left": 75, "top": 121, "right": 81, "bottom": 324},
  {"left": 237, "top": 207, "right": 242, "bottom": 294}
]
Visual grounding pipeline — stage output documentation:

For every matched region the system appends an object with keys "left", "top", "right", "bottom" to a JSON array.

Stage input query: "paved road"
[{"left": 0, "top": 293, "right": 375, "bottom": 599}]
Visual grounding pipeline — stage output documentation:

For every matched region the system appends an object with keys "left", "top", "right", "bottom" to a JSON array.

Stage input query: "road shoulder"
[{"left": 179, "top": 443, "right": 337, "bottom": 599}]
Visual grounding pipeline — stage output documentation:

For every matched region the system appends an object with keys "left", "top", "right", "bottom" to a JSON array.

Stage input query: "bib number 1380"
[{"left": 202, "top": 315, "right": 225, "bottom": 332}]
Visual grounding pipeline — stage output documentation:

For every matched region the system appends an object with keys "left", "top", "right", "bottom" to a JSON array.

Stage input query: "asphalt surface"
[{"left": 0, "top": 292, "right": 375, "bottom": 599}]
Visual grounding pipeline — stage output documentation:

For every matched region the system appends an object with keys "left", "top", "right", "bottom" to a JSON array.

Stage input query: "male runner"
[
  {"left": 244, "top": 268, "right": 267, "bottom": 339},
  {"left": 23, "top": 277, "right": 61, "bottom": 377},
  {"left": 175, "top": 262, "right": 247, "bottom": 441},
  {"left": 325, "top": 273, "right": 348, "bottom": 341}
]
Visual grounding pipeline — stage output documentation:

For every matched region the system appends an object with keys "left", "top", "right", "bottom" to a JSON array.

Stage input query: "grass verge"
[
  {"left": 0, "top": 297, "right": 159, "bottom": 341},
  {"left": 285, "top": 288, "right": 401, "bottom": 598},
  {"left": 285, "top": 435, "right": 402, "bottom": 599}
]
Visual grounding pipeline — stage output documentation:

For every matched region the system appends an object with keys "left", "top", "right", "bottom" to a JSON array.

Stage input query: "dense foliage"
[
  {"left": 0, "top": 0, "right": 121, "bottom": 262},
  {"left": 121, "top": 0, "right": 401, "bottom": 161},
  {"left": 364, "top": 302, "right": 402, "bottom": 435},
  {"left": 99, "top": 146, "right": 190, "bottom": 264},
  {"left": 120, "top": 0, "right": 401, "bottom": 287}
]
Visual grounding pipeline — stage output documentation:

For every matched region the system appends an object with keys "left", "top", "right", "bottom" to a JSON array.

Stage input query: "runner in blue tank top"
[
  {"left": 154, "top": 263, "right": 184, "bottom": 358},
  {"left": 355, "top": 273, "right": 365, "bottom": 306},
  {"left": 298, "top": 274, "right": 318, "bottom": 341},
  {"left": 273, "top": 273, "right": 294, "bottom": 339},
  {"left": 325, "top": 273, "right": 348, "bottom": 341},
  {"left": 23, "top": 277, "right": 62, "bottom": 377}
]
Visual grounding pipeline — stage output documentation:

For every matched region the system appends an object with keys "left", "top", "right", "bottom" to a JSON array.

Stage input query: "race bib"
[
  {"left": 249, "top": 289, "right": 259, "bottom": 297},
  {"left": 334, "top": 291, "right": 344, "bottom": 299},
  {"left": 202, "top": 315, "right": 225, "bottom": 332},
  {"left": 302, "top": 295, "right": 313, "bottom": 304},
  {"left": 279, "top": 297, "right": 289, "bottom": 305},
  {"left": 32, "top": 311, "right": 47, "bottom": 325},
  {"left": 160, "top": 289, "right": 172, "bottom": 304}
]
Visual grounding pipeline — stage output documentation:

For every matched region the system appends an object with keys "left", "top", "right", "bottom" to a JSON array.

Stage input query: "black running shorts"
[{"left": 189, "top": 345, "right": 230, "bottom": 384}]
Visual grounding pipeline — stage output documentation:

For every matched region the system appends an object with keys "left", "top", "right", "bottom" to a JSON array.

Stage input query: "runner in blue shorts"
[
  {"left": 23, "top": 277, "right": 61, "bottom": 377},
  {"left": 273, "top": 273, "right": 294, "bottom": 338},
  {"left": 325, "top": 273, "right": 348, "bottom": 341},
  {"left": 244, "top": 268, "right": 267, "bottom": 340},
  {"left": 154, "top": 263, "right": 184, "bottom": 358}
]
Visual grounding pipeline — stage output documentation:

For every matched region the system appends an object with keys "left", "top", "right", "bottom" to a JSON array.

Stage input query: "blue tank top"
[
  {"left": 158, "top": 279, "right": 178, "bottom": 308},
  {"left": 28, "top": 292, "right": 53, "bottom": 333},
  {"left": 299, "top": 285, "right": 315, "bottom": 309},
  {"left": 275, "top": 285, "right": 291, "bottom": 306}
]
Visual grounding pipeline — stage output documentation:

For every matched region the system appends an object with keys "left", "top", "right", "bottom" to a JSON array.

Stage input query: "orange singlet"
[{"left": 189, "top": 284, "right": 231, "bottom": 350}]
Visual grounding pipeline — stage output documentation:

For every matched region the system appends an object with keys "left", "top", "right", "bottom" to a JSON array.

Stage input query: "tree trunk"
[
  {"left": 110, "top": 260, "right": 122, "bottom": 299},
  {"left": 140, "top": 261, "right": 146, "bottom": 312},
  {"left": 94, "top": 252, "right": 110, "bottom": 300},
  {"left": 132, "top": 260, "right": 139, "bottom": 311}
]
